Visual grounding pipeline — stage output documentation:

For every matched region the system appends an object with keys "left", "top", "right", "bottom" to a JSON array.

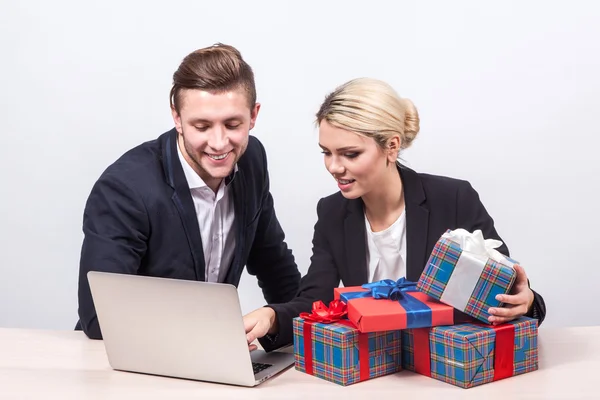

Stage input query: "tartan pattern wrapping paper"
[
  {"left": 402, "top": 317, "right": 538, "bottom": 388},
  {"left": 417, "top": 232, "right": 518, "bottom": 323},
  {"left": 293, "top": 317, "right": 402, "bottom": 386}
]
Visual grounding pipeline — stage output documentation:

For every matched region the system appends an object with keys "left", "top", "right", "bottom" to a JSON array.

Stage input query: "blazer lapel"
[
  {"left": 399, "top": 165, "right": 430, "bottom": 282},
  {"left": 224, "top": 169, "right": 245, "bottom": 285},
  {"left": 343, "top": 198, "right": 369, "bottom": 285},
  {"left": 161, "top": 129, "right": 206, "bottom": 281}
]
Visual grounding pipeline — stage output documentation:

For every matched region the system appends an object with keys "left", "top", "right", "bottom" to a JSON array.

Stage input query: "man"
[{"left": 76, "top": 43, "right": 300, "bottom": 351}]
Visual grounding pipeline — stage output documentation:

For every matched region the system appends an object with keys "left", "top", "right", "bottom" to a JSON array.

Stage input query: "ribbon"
[
  {"left": 299, "top": 299, "right": 347, "bottom": 323},
  {"left": 442, "top": 229, "right": 507, "bottom": 263},
  {"left": 300, "top": 300, "right": 370, "bottom": 382},
  {"left": 412, "top": 328, "right": 432, "bottom": 377},
  {"left": 362, "top": 278, "right": 417, "bottom": 300},
  {"left": 340, "top": 278, "right": 433, "bottom": 329},
  {"left": 492, "top": 323, "right": 515, "bottom": 381},
  {"left": 411, "top": 322, "right": 515, "bottom": 382}
]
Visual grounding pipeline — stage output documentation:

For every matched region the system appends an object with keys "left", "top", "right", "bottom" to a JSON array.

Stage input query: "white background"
[{"left": 1, "top": 0, "right": 598, "bottom": 330}]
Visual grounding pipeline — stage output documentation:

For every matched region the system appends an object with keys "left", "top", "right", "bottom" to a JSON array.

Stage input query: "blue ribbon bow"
[
  {"left": 340, "top": 278, "right": 433, "bottom": 329},
  {"left": 361, "top": 278, "right": 417, "bottom": 301}
]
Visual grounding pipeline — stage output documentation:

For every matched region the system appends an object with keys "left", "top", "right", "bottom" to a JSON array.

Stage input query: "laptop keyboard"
[{"left": 252, "top": 362, "right": 272, "bottom": 375}]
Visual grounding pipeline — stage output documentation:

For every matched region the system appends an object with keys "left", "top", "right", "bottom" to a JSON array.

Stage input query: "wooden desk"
[{"left": 0, "top": 326, "right": 597, "bottom": 399}]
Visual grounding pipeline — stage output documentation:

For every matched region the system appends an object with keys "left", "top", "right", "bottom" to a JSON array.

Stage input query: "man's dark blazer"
[
  {"left": 76, "top": 128, "right": 300, "bottom": 340},
  {"left": 269, "top": 164, "right": 546, "bottom": 349}
]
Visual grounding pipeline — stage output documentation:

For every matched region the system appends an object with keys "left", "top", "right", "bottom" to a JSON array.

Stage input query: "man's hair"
[{"left": 169, "top": 43, "right": 256, "bottom": 113}]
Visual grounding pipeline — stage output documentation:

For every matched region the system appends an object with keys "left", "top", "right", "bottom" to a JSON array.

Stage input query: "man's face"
[{"left": 172, "top": 88, "right": 260, "bottom": 191}]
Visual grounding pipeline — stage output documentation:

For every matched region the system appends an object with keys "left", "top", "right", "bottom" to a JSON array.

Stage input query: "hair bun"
[{"left": 400, "top": 98, "right": 420, "bottom": 149}]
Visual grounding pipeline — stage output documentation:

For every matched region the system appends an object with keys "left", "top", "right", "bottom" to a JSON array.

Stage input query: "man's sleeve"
[{"left": 77, "top": 173, "right": 149, "bottom": 339}]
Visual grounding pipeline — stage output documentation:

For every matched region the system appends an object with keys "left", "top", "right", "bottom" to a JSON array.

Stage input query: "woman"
[{"left": 245, "top": 78, "right": 546, "bottom": 351}]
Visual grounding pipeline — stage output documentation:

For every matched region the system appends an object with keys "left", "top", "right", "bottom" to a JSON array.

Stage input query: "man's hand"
[
  {"left": 488, "top": 264, "right": 535, "bottom": 325},
  {"left": 243, "top": 307, "right": 278, "bottom": 351}
]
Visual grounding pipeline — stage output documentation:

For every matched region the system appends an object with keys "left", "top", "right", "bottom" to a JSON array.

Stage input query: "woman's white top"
[{"left": 365, "top": 210, "right": 407, "bottom": 283}]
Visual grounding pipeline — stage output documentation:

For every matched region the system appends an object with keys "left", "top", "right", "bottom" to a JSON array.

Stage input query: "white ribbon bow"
[{"left": 442, "top": 228, "right": 507, "bottom": 264}]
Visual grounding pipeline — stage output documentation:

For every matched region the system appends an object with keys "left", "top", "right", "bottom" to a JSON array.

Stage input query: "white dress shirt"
[
  {"left": 177, "top": 144, "right": 236, "bottom": 283},
  {"left": 365, "top": 210, "right": 407, "bottom": 283}
]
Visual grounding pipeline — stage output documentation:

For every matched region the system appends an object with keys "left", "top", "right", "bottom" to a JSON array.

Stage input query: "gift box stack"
[{"left": 293, "top": 229, "right": 539, "bottom": 388}]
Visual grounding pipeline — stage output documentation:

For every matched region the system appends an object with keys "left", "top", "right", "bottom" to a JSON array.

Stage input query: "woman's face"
[{"left": 318, "top": 120, "right": 392, "bottom": 199}]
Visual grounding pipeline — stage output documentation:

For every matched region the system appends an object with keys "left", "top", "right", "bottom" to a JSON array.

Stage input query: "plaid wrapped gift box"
[
  {"left": 402, "top": 317, "right": 538, "bottom": 388},
  {"left": 334, "top": 278, "right": 456, "bottom": 333},
  {"left": 293, "top": 300, "right": 402, "bottom": 386},
  {"left": 417, "top": 229, "right": 518, "bottom": 324}
]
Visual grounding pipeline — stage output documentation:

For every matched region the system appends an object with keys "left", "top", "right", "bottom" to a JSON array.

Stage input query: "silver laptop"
[{"left": 87, "top": 271, "right": 295, "bottom": 387}]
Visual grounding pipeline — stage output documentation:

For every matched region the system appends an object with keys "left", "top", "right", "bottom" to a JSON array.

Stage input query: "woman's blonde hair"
[{"left": 316, "top": 78, "right": 420, "bottom": 152}]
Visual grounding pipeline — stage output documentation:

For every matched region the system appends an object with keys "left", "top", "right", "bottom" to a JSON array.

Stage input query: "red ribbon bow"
[{"left": 299, "top": 299, "right": 348, "bottom": 323}]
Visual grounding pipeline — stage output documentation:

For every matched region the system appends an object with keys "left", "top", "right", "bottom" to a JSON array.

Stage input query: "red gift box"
[{"left": 334, "top": 279, "right": 455, "bottom": 333}]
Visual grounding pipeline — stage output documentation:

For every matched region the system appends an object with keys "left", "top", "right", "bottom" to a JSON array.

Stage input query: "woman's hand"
[{"left": 488, "top": 265, "right": 534, "bottom": 325}]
